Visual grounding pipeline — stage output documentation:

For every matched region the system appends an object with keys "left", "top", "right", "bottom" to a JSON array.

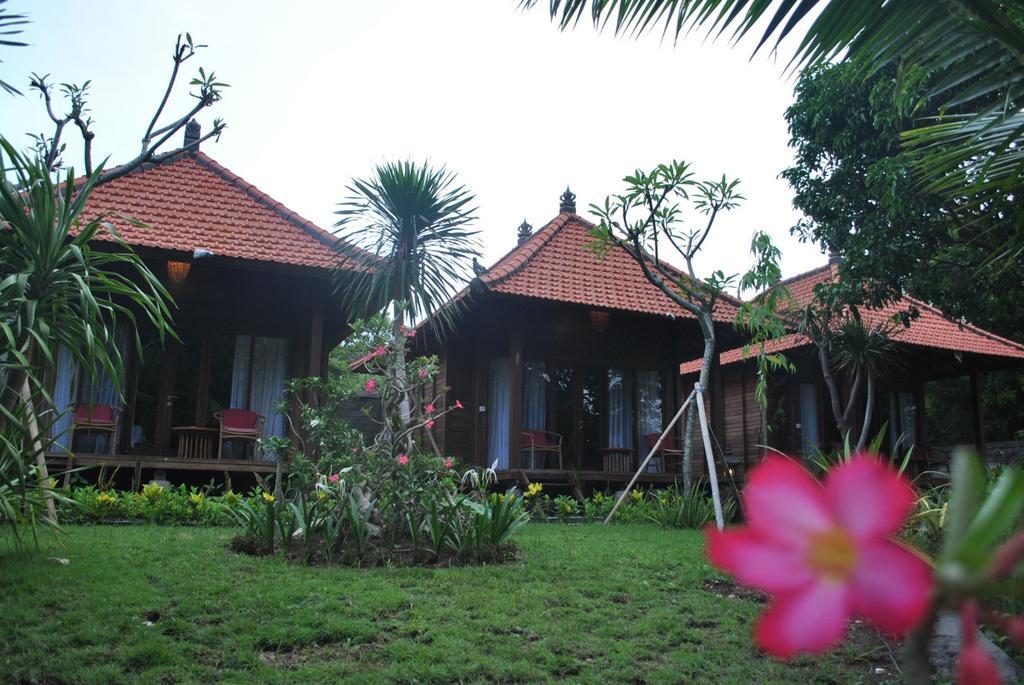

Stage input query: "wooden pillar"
[
  {"left": 508, "top": 328, "right": 523, "bottom": 469},
  {"left": 709, "top": 349, "right": 725, "bottom": 455},
  {"left": 307, "top": 298, "right": 325, "bottom": 410},
  {"left": 194, "top": 335, "right": 212, "bottom": 426},
  {"left": 969, "top": 372, "right": 986, "bottom": 459},
  {"left": 154, "top": 340, "right": 180, "bottom": 453},
  {"left": 740, "top": 364, "right": 749, "bottom": 468}
]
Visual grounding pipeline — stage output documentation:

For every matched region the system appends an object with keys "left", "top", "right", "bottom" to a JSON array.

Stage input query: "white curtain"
[
  {"left": 637, "top": 370, "right": 663, "bottom": 472},
  {"left": 77, "top": 325, "right": 128, "bottom": 408},
  {"left": 523, "top": 362, "right": 546, "bottom": 430},
  {"left": 229, "top": 335, "right": 290, "bottom": 460},
  {"left": 51, "top": 345, "right": 77, "bottom": 451},
  {"left": 487, "top": 357, "right": 510, "bottom": 469},
  {"left": 607, "top": 368, "right": 633, "bottom": 448},
  {"left": 800, "top": 383, "right": 820, "bottom": 455}
]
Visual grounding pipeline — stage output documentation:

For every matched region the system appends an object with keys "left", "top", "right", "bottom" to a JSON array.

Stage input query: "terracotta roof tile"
[
  {"left": 681, "top": 265, "right": 1024, "bottom": 373},
  {"left": 82, "top": 152, "right": 363, "bottom": 270},
  {"left": 478, "top": 213, "right": 739, "bottom": 322}
]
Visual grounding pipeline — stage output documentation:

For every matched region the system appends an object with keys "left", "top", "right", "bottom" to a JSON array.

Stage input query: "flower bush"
[
  {"left": 228, "top": 322, "right": 527, "bottom": 566},
  {"left": 57, "top": 483, "right": 247, "bottom": 526}
]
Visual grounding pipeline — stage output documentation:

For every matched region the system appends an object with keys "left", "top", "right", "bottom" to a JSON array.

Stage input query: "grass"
[{"left": 0, "top": 524, "right": 891, "bottom": 684}]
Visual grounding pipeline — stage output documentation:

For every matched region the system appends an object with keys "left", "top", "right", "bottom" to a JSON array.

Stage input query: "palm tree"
[
  {"left": 832, "top": 316, "right": 898, "bottom": 451},
  {"left": 0, "top": 137, "right": 175, "bottom": 529},
  {"left": 333, "top": 161, "right": 480, "bottom": 431},
  {"left": 523, "top": 0, "right": 1024, "bottom": 264}
]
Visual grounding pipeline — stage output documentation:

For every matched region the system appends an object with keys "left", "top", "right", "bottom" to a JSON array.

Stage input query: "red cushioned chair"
[
  {"left": 214, "top": 409, "right": 265, "bottom": 460},
  {"left": 70, "top": 403, "right": 120, "bottom": 455},
  {"left": 645, "top": 432, "right": 685, "bottom": 474},
  {"left": 520, "top": 428, "right": 563, "bottom": 470}
]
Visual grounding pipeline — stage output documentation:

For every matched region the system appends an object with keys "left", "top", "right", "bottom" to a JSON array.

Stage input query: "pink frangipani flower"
[
  {"left": 706, "top": 454, "right": 932, "bottom": 658},
  {"left": 425, "top": 403, "right": 435, "bottom": 414},
  {"left": 397, "top": 454, "right": 409, "bottom": 466},
  {"left": 426, "top": 420, "right": 435, "bottom": 429},
  {"left": 417, "top": 368, "right": 429, "bottom": 379},
  {"left": 372, "top": 345, "right": 387, "bottom": 358},
  {"left": 444, "top": 457, "right": 454, "bottom": 470},
  {"left": 364, "top": 379, "right": 377, "bottom": 393},
  {"left": 454, "top": 400, "right": 464, "bottom": 410},
  {"left": 328, "top": 473, "right": 339, "bottom": 484}
]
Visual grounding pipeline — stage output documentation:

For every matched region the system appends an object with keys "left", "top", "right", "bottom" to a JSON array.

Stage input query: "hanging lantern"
[
  {"left": 589, "top": 309, "right": 610, "bottom": 333},
  {"left": 167, "top": 260, "right": 191, "bottom": 284}
]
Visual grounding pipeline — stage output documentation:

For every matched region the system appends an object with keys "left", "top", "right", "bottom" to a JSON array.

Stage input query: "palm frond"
[
  {"left": 332, "top": 160, "right": 480, "bottom": 339},
  {"left": 0, "top": 0, "right": 29, "bottom": 95}
]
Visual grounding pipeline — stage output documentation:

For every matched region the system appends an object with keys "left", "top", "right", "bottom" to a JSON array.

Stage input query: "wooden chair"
[
  {"left": 520, "top": 429, "right": 563, "bottom": 470},
  {"left": 214, "top": 409, "right": 265, "bottom": 460},
  {"left": 70, "top": 403, "right": 120, "bottom": 455},
  {"left": 65, "top": 403, "right": 120, "bottom": 487},
  {"left": 645, "top": 432, "right": 685, "bottom": 474}
]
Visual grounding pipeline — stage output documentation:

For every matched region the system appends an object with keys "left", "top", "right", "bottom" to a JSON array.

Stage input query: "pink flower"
[
  {"left": 425, "top": 403, "right": 435, "bottom": 414},
  {"left": 397, "top": 454, "right": 409, "bottom": 466},
  {"left": 706, "top": 454, "right": 932, "bottom": 658},
  {"left": 455, "top": 400, "right": 464, "bottom": 410},
  {"left": 399, "top": 325, "right": 416, "bottom": 338},
  {"left": 364, "top": 379, "right": 377, "bottom": 393},
  {"left": 417, "top": 368, "right": 429, "bottom": 378},
  {"left": 444, "top": 458, "right": 454, "bottom": 469},
  {"left": 958, "top": 602, "right": 1002, "bottom": 685},
  {"left": 426, "top": 420, "right": 435, "bottom": 429},
  {"left": 328, "top": 473, "right": 339, "bottom": 484},
  {"left": 372, "top": 345, "right": 387, "bottom": 358}
]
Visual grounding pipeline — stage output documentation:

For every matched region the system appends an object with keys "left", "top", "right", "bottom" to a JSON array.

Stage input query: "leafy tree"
[
  {"left": 333, "top": 161, "right": 480, "bottom": 437},
  {"left": 784, "top": 60, "right": 1024, "bottom": 445},
  {"left": 1, "top": 10, "right": 227, "bottom": 532},
  {"left": 589, "top": 161, "right": 744, "bottom": 488},
  {"left": 0, "top": 140, "right": 176, "bottom": 528},
  {"left": 524, "top": 0, "right": 1024, "bottom": 267}
]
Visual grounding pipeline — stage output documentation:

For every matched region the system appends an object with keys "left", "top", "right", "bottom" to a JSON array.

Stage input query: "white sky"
[{"left": 3, "top": 0, "right": 827, "bottom": 285}]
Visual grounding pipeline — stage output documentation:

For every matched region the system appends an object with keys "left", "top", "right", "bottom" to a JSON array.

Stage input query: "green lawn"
[{"left": 0, "top": 524, "right": 890, "bottom": 684}]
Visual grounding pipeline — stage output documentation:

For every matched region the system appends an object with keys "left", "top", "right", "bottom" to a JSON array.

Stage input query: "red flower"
[
  {"left": 425, "top": 403, "right": 436, "bottom": 414},
  {"left": 444, "top": 458, "right": 454, "bottom": 470},
  {"left": 455, "top": 400, "right": 464, "bottom": 410},
  {"left": 706, "top": 454, "right": 932, "bottom": 657},
  {"left": 958, "top": 602, "right": 1002, "bottom": 685},
  {"left": 364, "top": 379, "right": 377, "bottom": 393},
  {"left": 397, "top": 454, "right": 409, "bottom": 466}
]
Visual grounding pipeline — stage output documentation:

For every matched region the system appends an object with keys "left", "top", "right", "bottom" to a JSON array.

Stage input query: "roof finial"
[
  {"left": 472, "top": 257, "right": 486, "bottom": 276},
  {"left": 516, "top": 218, "right": 533, "bottom": 245},
  {"left": 184, "top": 119, "right": 201, "bottom": 151},
  {"left": 559, "top": 186, "right": 576, "bottom": 214}
]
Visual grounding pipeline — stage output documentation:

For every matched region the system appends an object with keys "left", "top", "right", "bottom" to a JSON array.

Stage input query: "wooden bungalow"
[
  {"left": 415, "top": 190, "right": 746, "bottom": 492},
  {"left": 46, "top": 125, "right": 360, "bottom": 486},
  {"left": 680, "top": 263, "right": 1024, "bottom": 476}
]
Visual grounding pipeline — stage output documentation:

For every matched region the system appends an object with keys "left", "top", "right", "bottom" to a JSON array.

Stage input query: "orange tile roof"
[
  {"left": 680, "top": 264, "right": 1024, "bottom": 373},
  {"left": 82, "top": 151, "right": 362, "bottom": 271},
  {"left": 476, "top": 212, "right": 740, "bottom": 322}
]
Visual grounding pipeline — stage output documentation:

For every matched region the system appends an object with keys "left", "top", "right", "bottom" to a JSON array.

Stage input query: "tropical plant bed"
[{"left": 1, "top": 524, "right": 895, "bottom": 684}]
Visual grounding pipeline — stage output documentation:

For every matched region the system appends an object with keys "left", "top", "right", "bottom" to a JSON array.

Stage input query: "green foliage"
[
  {"left": 333, "top": 160, "right": 481, "bottom": 338},
  {"left": 646, "top": 481, "right": 737, "bottom": 530},
  {"left": 0, "top": 137, "right": 175, "bottom": 543},
  {"left": 58, "top": 483, "right": 246, "bottom": 526},
  {"left": 223, "top": 325, "right": 521, "bottom": 567}
]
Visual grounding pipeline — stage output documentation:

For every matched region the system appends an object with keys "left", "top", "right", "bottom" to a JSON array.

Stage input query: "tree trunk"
[
  {"left": 391, "top": 302, "right": 414, "bottom": 451},
  {"left": 683, "top": 309, "right": 716, "bottom": 491},
  {"left": 818, "top": 343, "right": 849, "bottom": 439},
  {"left": 855, "top": 374, "right": 875, "bottom": 451},
  {"left": 20, "top": 378, "right": 57, "bottom": 523}
]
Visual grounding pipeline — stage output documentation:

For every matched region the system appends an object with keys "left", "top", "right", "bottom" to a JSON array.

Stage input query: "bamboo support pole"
[
  {"left": 603, "top": 389, "right": 696, "bottom": 525},
  {"left": 695, "top": 383, "right": 725, "bottom": 530}
]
